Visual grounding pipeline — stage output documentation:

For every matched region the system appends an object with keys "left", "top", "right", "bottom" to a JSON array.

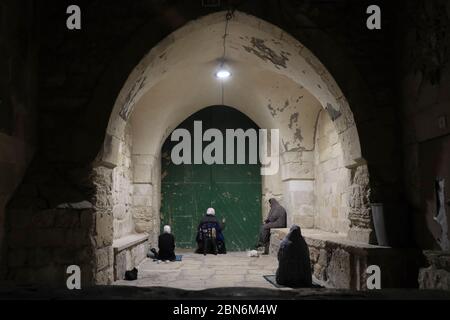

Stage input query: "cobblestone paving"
[{"left": 114, "top": 251, "right": 284, "bottom": 290}]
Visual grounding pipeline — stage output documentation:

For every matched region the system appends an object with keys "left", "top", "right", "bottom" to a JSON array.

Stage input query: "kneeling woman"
[
  {"left": 149, "top": 225, "right": 176, "bottom": 261},
  {"left": 195, "top": 208, "right": 226, "bottom": 255}
]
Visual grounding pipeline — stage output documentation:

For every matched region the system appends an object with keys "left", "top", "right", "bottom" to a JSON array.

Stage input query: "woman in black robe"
[{"left": 276, "top": 225, "right": 312, "bottom": 288}]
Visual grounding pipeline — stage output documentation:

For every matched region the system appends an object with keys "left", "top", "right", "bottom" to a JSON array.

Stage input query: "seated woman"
[
  {"left": 149, "top": 225, "right": 176, "bottom": 261},
  {"left": 195, "top": 208, "right": 226, "bottom": 255},
  {"left": 276, "top": 225, "right": 312, "bottom": 288}
]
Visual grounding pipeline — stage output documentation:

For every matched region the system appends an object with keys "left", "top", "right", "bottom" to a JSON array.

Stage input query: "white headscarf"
[
  {"left": 206, "top": 208, "right": 215, "bottom": 216},
  {"left": 163, "top": 225, "right": 171, "bottom": 234}
]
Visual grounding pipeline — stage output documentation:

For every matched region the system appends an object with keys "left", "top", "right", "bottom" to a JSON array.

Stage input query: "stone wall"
[
  {"left": 314, "top": 111, "right": 351, "bottom": 234},
  {"left": 112, "top": 124, "right": 135, "bottom": 240},
  {"left": 400, "top": 0, "right": 450, "bottom": 250},
  {"left": 0, "top": 0, "right": 38, "bottom": 279},
  {"left": 6, "top": 207, "right": 95, "bottom": 287},
  {"left": 4, "top": 162, "right": 116, "bottom": 286}
]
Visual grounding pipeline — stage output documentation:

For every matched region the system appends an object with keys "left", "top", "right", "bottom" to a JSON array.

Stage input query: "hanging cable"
[{"left": 219, "top": 8, "right": 234, "bottom": 105}]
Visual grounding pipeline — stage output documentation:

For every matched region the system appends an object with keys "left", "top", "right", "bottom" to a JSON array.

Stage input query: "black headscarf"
[{"left": 276, "top": 225, "right": 312, "bottom": 287}]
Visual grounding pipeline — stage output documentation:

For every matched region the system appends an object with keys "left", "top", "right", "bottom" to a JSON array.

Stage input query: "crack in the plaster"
[{"left": 242, "top": 37, "right": 289, "bottom": 69}]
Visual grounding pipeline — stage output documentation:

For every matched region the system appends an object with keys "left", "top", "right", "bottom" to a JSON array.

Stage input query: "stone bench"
[
  {"left": 112, "top": 233, "right": 149, "bottom": 281},
  {"left": 270, "top": 228, "right": 422, "bottom": 290}
]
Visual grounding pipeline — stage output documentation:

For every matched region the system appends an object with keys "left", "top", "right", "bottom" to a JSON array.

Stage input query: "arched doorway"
[
  {"left": 93, "top": 10, "right": 372, "bottom": 285},
  {"left": 160, "top": 106, "right": 261, "bottom": 251}
]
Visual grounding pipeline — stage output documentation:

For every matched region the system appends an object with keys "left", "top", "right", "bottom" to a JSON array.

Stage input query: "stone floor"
[{"left": 114, "top": 250, "right": 282, "bottom": 290}]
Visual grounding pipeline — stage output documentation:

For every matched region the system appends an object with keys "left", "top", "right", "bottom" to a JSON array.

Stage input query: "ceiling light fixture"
[
  {"left": 215, "top": 9, "right": 234, "bottom": 81},
  {"left": 215, "top": 69, "right": 231, "bottom": 79}
]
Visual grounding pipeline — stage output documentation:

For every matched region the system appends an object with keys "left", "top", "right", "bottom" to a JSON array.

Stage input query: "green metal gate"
[{"left": 160, "top": 106, "right": 262, "bottom": 251}]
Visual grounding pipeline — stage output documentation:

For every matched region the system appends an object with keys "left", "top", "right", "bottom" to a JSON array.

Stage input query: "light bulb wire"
[{"left": 220, "top": 9, "right": 234, "bottom": 106}]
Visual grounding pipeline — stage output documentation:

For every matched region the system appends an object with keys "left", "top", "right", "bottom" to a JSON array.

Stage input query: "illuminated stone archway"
[{"left": 97, "top": 11, "right": 372, "bottom": 282}]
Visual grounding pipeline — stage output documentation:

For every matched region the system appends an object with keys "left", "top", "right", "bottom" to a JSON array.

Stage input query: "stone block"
[
  {"left": 281, "top": 162, "right": 314, "bottom": 181},
  {"left": 96, "top": 246, "right": 111, "bottom": 271},
  {"left": 114, "top": 250, "right": 127, "bottom": 281},
  {"left": 293, "top": 215, "right": 314, "bottom": 229},
  {"left": 348, "top": 227, "right": 373, "bottom": 244},
  {"left": 281, "top": 151, "right": 301, "bottom": 164},
  {"left": 135, "top": 220, "right": 152, "bottom": 234},
  {"left": 132, "top": 154, "right": 155, "bottom": 166},
  {"left": 95, "top": 210, "right": 113, "bottom": 247},
  {"left": 133, "top": 164, "right": 152, "bottom": 183},
  {"left": 101, "top": 134, "right": 121, "bottom": 168},
  {"left": 339, "top": 125, "right": 363, "bottom": 168},
  {"left": 112, "top": 205, "right": 127, "bottom": 220},
  {"left": 133, "top": 183, "right": 153, "bottom": 196},
  {"left": 133, "top": 195, "right": 152, "bottom": 207},
  {"left": 301, "top": 151, "right": 314, "bottom": 163},
  {"left": 327, "top": 248, "right": 351, "bottom": 288},
  {"left": 95, "top": 266, "right": 114, "bottom": 285}
]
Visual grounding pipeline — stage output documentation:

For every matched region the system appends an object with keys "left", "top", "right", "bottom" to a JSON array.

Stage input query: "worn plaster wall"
[{"left": 314, "top": 111, "right": 351, "bottom": 234}]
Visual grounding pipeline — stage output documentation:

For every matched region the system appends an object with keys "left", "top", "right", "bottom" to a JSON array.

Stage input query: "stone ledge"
[
  {"left": 113, "top": 233, "right": 149, "bottom": 253},
  {"left": 270, "top": 228, "right": 422, "bottom": 290},
  {"left": 271, "top": 228, "right": 384, "bottom": 251},
  {"left": 112, "top": 233, "right": 149, "bottom": 281}
]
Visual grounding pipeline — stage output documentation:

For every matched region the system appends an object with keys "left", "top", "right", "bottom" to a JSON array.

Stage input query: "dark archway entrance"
[{"left": 161, "top": 106, "right": 262, "bottom": 251}]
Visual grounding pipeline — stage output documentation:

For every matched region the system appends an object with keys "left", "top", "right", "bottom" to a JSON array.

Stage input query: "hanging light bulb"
[
  {"left": 215, "top": 9, "right": 234, "bottom": 81},
  {"left": 215, "top": 68, "right": 231, "bottom": 79}
]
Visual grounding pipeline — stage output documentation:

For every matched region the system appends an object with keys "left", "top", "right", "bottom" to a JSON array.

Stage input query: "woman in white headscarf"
[{"left": 149, "top": 225, "right": 176, "bottom": 261}]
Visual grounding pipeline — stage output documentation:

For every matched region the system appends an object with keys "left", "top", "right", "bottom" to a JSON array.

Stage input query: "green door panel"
[{"left": 161, "top": 106, "right": 262, "bottom": 251}]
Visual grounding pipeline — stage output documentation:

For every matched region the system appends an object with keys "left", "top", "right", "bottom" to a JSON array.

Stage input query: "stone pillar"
[
  {"left": 280, "top": 150, "right": 315, "bottom": 228},
  {"left": 91, "top": 165, "right": 114, "bottom": 285},
  {"left": 132, "top": 154, "right": 160, "bottom": 246},
  {"left": 347, "top": 164, "right": 374, "bottom": 243}
]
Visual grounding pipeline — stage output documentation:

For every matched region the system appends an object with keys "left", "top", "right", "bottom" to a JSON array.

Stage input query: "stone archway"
[{"left": 93, "top": 11, "right": 372, "bottom": 284}]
